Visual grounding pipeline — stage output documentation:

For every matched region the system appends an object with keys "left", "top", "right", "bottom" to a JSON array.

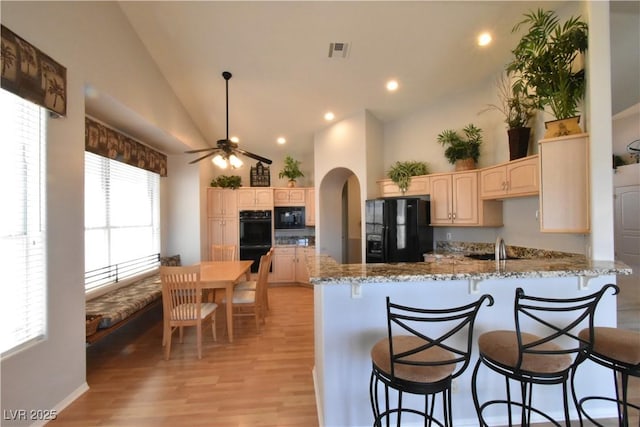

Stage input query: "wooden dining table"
[{"left": 198, "top": 260, "right": 253, "bottom": 342}]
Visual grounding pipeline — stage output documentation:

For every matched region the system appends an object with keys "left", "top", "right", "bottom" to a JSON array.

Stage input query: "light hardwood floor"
[
  {"left": 50, "top": 286, "right": 318, "bottom": 427},
  {"left": 50, "top": 277, "right": 637, "bottom": 426}
]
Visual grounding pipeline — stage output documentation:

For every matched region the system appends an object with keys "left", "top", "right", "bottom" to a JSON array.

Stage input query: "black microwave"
[{"left": 274, "top": 206, "right": 305, "bottom": 229}]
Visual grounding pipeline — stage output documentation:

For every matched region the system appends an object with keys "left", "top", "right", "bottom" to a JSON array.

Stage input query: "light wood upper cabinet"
[
  {"left": 430, "top": 171, "right": 502, "bottom": 227},
  {"left": 237, "top": 188, "right": 273, "bottom": 209},
  {"left": 480, "top": 155, "right": 539, "bottom": 199},
  {"left": 207, "top": 188, "right": 237, "bottom": 218},
  {"left": 305, "top": 188, "right": 315, "bottom": 226},
  {"left": 377, "top": 176, "right": 430, "bottom": 198},
  {"left": 274, "top": 188, "right": 306, "bottom": 206},
  {"left": 539, "top": 133, "right": 590, "bottom": 233}
]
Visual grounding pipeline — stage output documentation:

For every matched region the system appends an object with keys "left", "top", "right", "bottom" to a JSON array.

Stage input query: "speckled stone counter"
[
  {"left": 311, "top": 248, "right": 631, "bottom": 426},
  {"left": 306, "top": 252, "right": 631, "bottom": 285}
]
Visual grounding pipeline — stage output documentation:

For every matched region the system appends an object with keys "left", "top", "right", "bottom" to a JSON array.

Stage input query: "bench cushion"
[{"left": 86, "top": 273, "right": 161, "bottom": 329}]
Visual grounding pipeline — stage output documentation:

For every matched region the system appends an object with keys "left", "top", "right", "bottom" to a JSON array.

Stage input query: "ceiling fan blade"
[
  {"left": 234, "top": 148, "right": 273, "bottom": 165},
  {"left": 185, "top": 147, "right": 216, "bottom": 154},
  {"left": 189, "top": 151, "right": 218, "bottom": 164}
]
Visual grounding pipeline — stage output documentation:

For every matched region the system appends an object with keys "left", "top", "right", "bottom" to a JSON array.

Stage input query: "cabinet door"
[
  {"left": 273, "top": 189, "right": 291, "bottom": 206},
  {"left": 479, "top": 166, "right": 507, "bottom": 199},
  {"left": 209, "top": 218, "right": 238, "bottom": 247},
  {"left": 254, "top": 189, "right": 274, "bottom": 208},
  {"left": 430, "top": 175, "right": 453, "bottom": 224},
  {"left": 288, "top": 189, "right": 306, "bottom": 205},
  {"left": 539, "top": 134, "right": 589, "bottom": 233},
  {"left": 272, "top": 248, "right": 296, "bottom": 282},
  {"left": 305, "top": 188, "right": 315, "bottom": 226},
  {"left": 506, "top": 156, "right": 538, "bottom": 196},
  {"left": 237, "top": 189, "right": 257, "bottom": 209},
  {"left": 452, "top": 172, "right": 478, "bottom": 225},
  {"left": 295, "top": 247, "right": 311, "bottom": 283},
  {"left": 208, "top": 188, "right": 226, "bottom": 217}
]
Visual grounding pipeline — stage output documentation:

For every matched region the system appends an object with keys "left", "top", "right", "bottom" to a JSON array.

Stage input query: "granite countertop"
[{"left": 306, "top": 251, "right": 632, "bottom": 285}]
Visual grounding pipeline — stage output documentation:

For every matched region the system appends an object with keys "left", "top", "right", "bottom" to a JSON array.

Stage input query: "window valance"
[
  {"left": 1, "top": 25, "right": 67, "bottom": 117},
  {"left": 85, "top": 117, "right": 167, "bottom": 177}
]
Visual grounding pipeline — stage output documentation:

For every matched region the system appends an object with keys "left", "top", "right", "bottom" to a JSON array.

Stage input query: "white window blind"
[
  {"left": 0, "top": 89, "right": 47, "bottom": 356},
  {"left": 84, "top": 151, "right": 160, "bottom": 291}
]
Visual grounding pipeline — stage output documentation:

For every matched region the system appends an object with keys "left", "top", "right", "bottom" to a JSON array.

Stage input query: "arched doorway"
[{"left": 317, "top": 167, "right": 362, "bottom": 264}]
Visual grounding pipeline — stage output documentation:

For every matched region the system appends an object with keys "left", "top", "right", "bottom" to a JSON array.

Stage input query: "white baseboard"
[
  {"left": 29, "top": 382, "right": 89, "bottom": 427},
  {"left": 312, "top": 366, "right": 324, "bottom": 427}
]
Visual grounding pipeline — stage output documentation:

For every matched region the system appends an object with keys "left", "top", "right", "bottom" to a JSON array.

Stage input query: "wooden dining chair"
[
  {"left": 210, "top": 244, "right": 237, "bottom": 261},
  {"left": 160, "top": 265, "right": 218, "bottom": 360},
  {"left": 235, "top": 248, "right": 273, "bottom": 311},
  {"left": 222, "top": 253, "right": 272, "bottom": 332}
]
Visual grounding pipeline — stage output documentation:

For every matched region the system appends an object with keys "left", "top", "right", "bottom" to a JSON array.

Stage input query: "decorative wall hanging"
[
  {"left": 1, "top": 25, "right": 67, "bottom": 117},
  {"left": 250, "top": 161, "right": 270, "bottom": 187},
  {"left": 85, "top": 117, "right": 168, "bottom": 177}
]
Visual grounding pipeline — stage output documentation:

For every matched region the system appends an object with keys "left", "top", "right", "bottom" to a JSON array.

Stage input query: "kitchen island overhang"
[{"left": 309, "top": 254, "right": 632, "bottom": 427}]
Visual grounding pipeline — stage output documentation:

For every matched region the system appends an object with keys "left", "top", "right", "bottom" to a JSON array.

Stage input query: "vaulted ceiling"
[{"left": 106, "top": 1, "right": 638, "bottom": 159}]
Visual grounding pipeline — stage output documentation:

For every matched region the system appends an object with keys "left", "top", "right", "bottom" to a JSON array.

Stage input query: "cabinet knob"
[
  {"left": 448, "top": 213, "right": 452, "bottom": 219},
  {"left": 452, "top": 213, "right": 456, "bottom": 220}
]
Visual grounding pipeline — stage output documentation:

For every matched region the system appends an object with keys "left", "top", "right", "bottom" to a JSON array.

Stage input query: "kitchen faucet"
[{"left": 495, "top": 237, "right": 506, "bottom": 261}]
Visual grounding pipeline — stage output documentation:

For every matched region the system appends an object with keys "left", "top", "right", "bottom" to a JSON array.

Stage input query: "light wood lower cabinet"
[
  {"left": 480, "top": 155, "right": 539, "bottom": 199},
  {"left": 271, "top": 246, "right": 312, "bottom": 283},
  {"left": 430, "top": 171, "right": 502, "bottom": 227},
  {"left": 539, "top": 133, "right": 590, "bottom": 233}
]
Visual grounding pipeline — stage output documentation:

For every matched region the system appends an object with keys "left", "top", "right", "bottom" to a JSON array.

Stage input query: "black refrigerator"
[{"left": 365, "top": 198, "right": 433, "bottom": 263}]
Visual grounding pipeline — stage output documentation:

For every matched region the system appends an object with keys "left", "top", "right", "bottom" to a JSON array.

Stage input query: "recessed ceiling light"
[
  {"left": 386, "top": 80, "right": 399, "bottom": 91},
  {"left": 478, "top": 32, "right": 492, "bottom": 47},
  {"left": 277, "top": 137, "right": 286, "bottom": 145},
  {"left": 324, "top": 112, "right": 335, "bottom": 121},
  {"left": 230, "top": 136, "right": 239, "bottom": 143}
]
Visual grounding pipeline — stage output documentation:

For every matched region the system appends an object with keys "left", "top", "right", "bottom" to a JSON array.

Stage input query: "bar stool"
[
  {"left": 471, "top": 284, "right": 618, "bottom": 426},
  {"left": 571, "top": 326, "right": 640, "bottom": 426},
  {"left": 370, "top": 294, "right": 494, "bottom": 427}
]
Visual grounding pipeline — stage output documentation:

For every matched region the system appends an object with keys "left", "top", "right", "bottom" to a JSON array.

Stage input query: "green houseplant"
[
  {"left": 210, "top": 175, "right": 242, "bottom": 189},
  {"left": 436, "top": 124, "right": 483, "bottom": 170},
  {"left": 506, "top": 8, "right": 588, "bottom": 137},
  {"left": 481, "top": 73, "right": 536, "bottom": 160},
  {"left": 278, "top": 155, "right": 304, "bottom": 187},
  {"left": 387, "top": 161, "right": 430, "bottom": 193}
]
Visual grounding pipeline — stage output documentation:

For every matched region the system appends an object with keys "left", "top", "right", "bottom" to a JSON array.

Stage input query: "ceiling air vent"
[{"left": 328, "top": 42, "right": 350, "bottom": 58}]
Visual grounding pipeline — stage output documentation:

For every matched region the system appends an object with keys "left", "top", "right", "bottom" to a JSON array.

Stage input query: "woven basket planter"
[
  {"left": 455, "top": 158, "right": 476, "bottom": 171},
  {"left": 86, "top": 315, "right": 102, "bottom": 336}
]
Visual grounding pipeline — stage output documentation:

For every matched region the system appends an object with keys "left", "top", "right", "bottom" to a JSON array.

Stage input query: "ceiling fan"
[{"left": 185, "top": 71, "right": 272, "bottom": 167}]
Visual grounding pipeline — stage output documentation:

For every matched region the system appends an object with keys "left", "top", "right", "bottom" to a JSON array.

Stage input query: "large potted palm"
[
  {"left": 482, "top": 73, "right": 536, "bottom": 160},
  {"left": 506, "top": 8, "right": 588, "bottom": 138}
]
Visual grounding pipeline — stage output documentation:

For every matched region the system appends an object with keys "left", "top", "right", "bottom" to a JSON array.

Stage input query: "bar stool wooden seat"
[
  {"left": 370, "top": 294, "right": 494, "bottom": 427},
  {"left": 571, "top": 326, "right": 640, "bottom": 426},
  {"left": 471, "top": 284, "right": 619, "bottom": 427}
]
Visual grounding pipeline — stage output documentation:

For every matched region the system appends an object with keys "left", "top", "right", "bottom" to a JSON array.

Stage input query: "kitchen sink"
[{"left": 465, "top": 253, "right": 520, "bottom": 261}]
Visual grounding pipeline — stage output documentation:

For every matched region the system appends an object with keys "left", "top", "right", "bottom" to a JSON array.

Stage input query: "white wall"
[{"left": 0, "top": 2, "right": 206, "bottom": 424}]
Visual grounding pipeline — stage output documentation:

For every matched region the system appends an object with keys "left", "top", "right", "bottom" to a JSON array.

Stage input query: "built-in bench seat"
[
  {"left": 85, "top": 255, "right": 181, "bottom": 344},
  {"left": 85, "top": 273, "right": 162, "bottom": 344}
]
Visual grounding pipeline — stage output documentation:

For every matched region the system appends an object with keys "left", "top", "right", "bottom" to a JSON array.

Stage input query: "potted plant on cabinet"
[
  {"left": 278, "top": 155, "right": 304, "bottom": 187},
  {"left": 386, "top": 161, "right": 430, "bottom": 194},
  {"left": 437, "top": 124, "right": 483, "bottom": 171},
  {"left": 506, "top": 8, "right": 588, "bottom": 138},
  {"left": 210, "top": 175, "right": 242, "bottom": 189},
  {"left": 481, "top": 73, "right": 536, "bottom": 160}
]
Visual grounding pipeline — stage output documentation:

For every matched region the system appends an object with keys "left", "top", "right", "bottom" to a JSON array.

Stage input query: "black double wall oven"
[{"left": 239, "top": 210, "right": 272, "bottom": 273}]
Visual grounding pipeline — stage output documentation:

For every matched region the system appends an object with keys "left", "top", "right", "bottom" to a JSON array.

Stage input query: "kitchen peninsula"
[{"left": 308, "top": 249, "right": 631, "bottom": 427}]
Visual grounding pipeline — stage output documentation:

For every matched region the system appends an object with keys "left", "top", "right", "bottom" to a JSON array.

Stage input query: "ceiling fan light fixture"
[
  {"left": 212, "top": 154, "right": 228, "bottom": 169},
  {"left": 229, "top": 154, "right": 243, "bottom": 168}
]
